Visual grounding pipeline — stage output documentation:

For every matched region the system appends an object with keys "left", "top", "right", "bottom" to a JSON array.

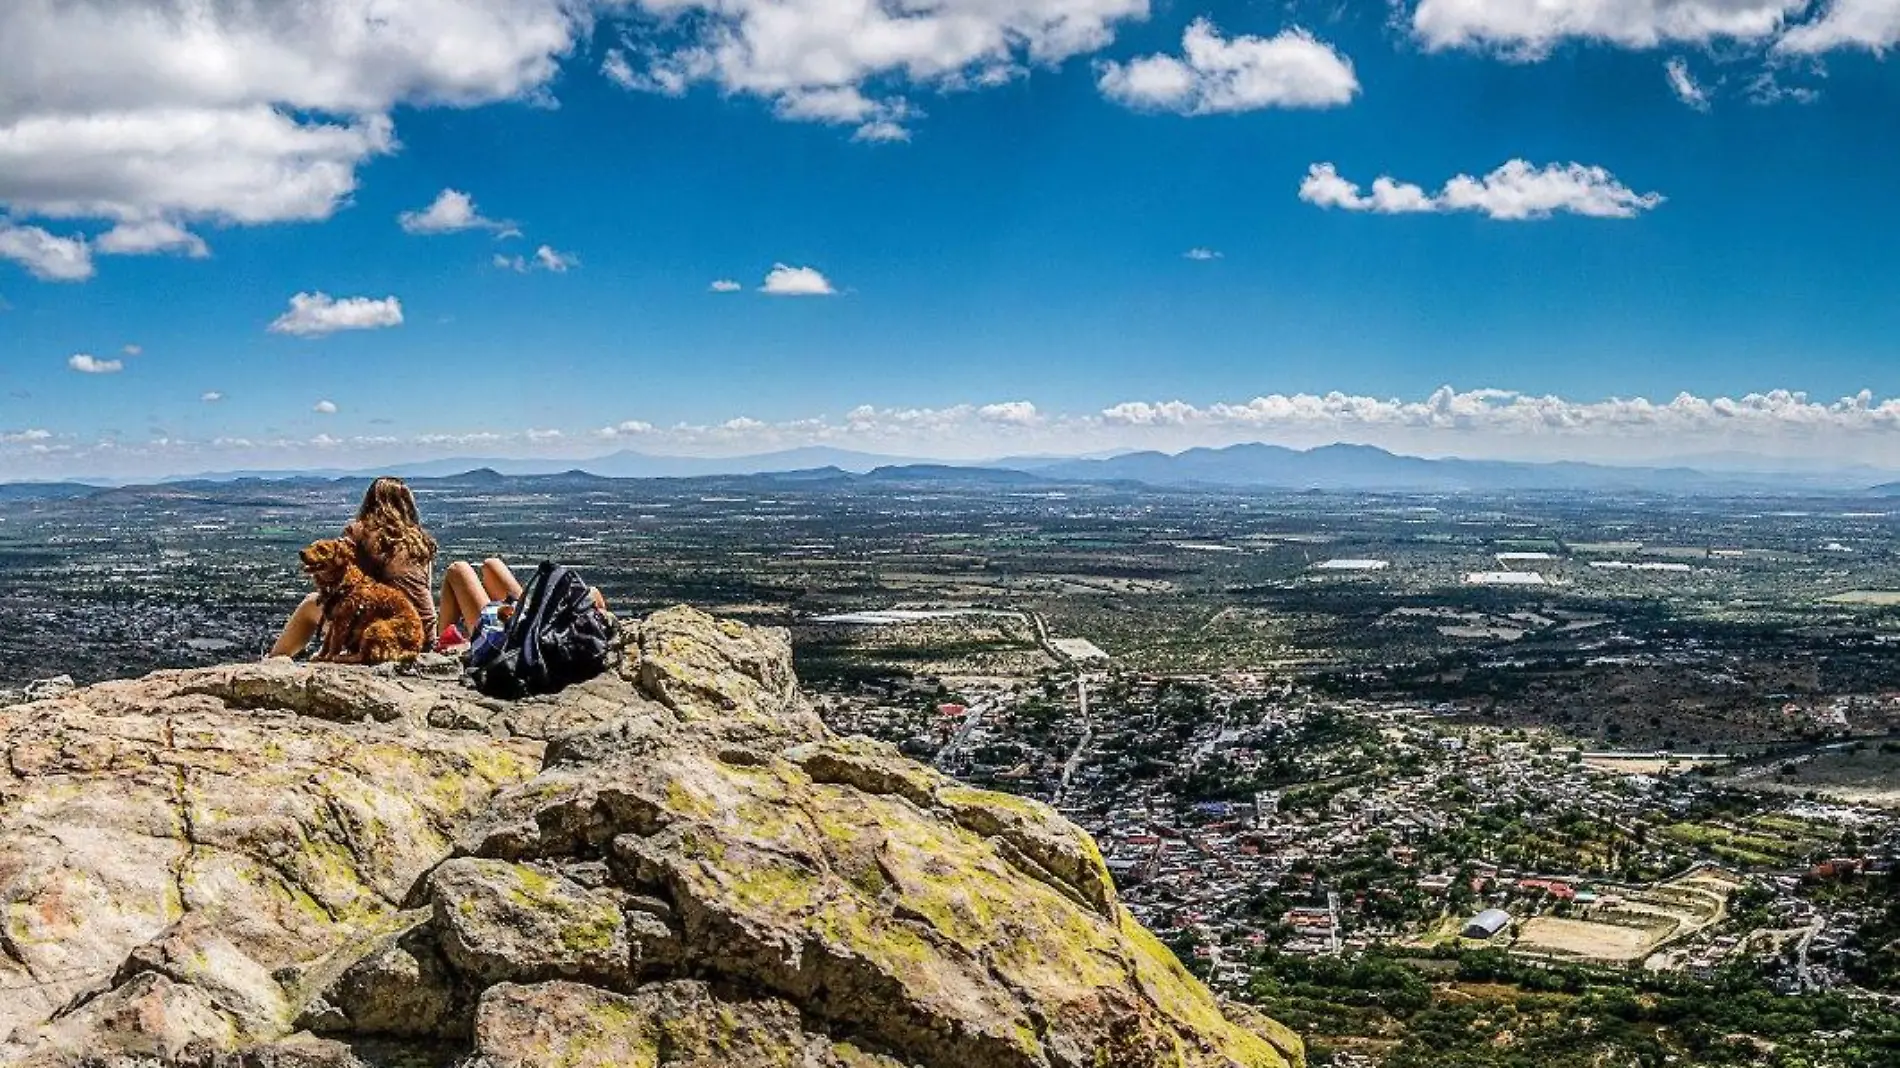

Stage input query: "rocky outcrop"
[{"left": 0, "top": 606, "right": 1301, "bottom": 1068}]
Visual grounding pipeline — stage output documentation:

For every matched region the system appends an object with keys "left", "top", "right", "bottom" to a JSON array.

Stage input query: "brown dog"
[{"left": 299, "top": 538, "right": 424, "bottom": 664}]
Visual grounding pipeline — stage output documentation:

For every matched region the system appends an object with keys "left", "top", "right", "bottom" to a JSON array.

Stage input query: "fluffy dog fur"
[{"left": 300, "top": 538, "right": 424, "bottom": 664}]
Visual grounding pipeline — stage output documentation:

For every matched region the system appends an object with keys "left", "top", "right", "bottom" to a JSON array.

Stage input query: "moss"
[
  {"left": 663, "top": 778, "right": 716, "bottom": 820},
  {"left": 1119, "top": 911, "right": 1296, "bottom": 1067},
  {"left": 558, "top": 905, "right": 623, "bottom": 954}
]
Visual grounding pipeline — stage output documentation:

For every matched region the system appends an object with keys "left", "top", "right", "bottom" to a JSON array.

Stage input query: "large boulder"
[{"left": 0, "top": 606, "right": 1302, "bottom": 1068}]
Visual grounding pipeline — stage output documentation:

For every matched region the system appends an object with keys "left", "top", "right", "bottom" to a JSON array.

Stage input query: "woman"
[
  {"left": 435, "top": 556, "right": 524, "bottom": 652},
  {"left": 436, "top": 556, "right": 611, "bottom": 656},
  {"left": 269, "top": 477, "right": 439, "bottom": 658}
]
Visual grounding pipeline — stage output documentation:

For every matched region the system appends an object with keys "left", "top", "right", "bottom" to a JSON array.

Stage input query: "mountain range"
[{"left": 13, "top": 442, "right": 1900, "bottom": 496}]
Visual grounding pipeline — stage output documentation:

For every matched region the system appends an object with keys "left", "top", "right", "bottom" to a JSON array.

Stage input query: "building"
[{"left": 1463, "top": 909, "right": 1512, "bottom": 940}]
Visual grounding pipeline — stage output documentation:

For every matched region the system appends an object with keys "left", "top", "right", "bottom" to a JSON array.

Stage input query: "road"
[
  {"left": 1795, "top": 917, "right": 1825, "bottom": 991},
  {"left": 1052, "top": 673, "right": 1093, "bottom": 808},
  {"left": 932, "top": 699, "right": 990, "bottom": 772}
]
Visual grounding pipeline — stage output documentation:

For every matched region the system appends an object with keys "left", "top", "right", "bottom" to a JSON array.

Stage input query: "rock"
[
  {"left": 464, "top": 980, "right": 907, "bottom": 1068},
  {"left": 115, "top": 913, "right": 293, "bottom": 1036},
  {"left": 0, "top": 670, "right": 541, "bottom": 1060},
  {"left": 0, "top": 605, "right": 1301, "bottom": 1068},
  {"left": 427, "top": 859, "right": 634, "bottom": 989},
  {"left": 23, "top": 674, "right": 75, "bottom": 700},
  {"left": 21, "top": 972, "right": 238, "bottom": 1063},
  {"left": 297, "top": 911, "right": 458, "bottom": 1039}
]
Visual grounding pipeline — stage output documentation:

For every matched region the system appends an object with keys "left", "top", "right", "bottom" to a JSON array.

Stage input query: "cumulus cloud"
[
  {"left": 709, "top": 279, "right": 743, "bottom": 292},
  {"left": 1090, "top": 386, "right": 1900, "bottom": 450},
  {"left": 23, "top": 386, "right": 1900, "bottom": 478},
  {"left": 1409, "top": 0, "right": 1807, "bottom": 55},
  {"left": 852, "top": 121, "right": 913, "bottom": 143},
  {"left": 1301, "top": 161, "right": 1664, "bottom": 220},
  {"left": 761, "top": 264, "right": 837, "bottom": 296},
  {"left": 603, "top": 0, "right": 1147, "bottom": 139},
  {"left": 1183, "top": 247, "right": 1223, "bottom": 260},
  {"left": 68, "top": 353, "right": 123, "bottom": 374},
  {"left": 1407, "top": 1, "right": 1900, "bottom": 59},
  {"left": 0, "top": 428, "right": 52, "bottom": 443},
  {"left": 0, "top": 1, "right": 587, "bottom": 271},
  {"left": 978, "top": 401, "right": 1041, "bottom": 426},
  {"left": 1777, "top": 0, "right": 1900, "bottom": 53},
  {"left": 313, "top": 400, "right": 339, "bottom": 414},
  {"left": 269, "top": 292, "right": 405, "bottom": 337},
  {"left": 399, "top": 189, "right": 508, "bottom": 234},
  {"left": 1098, "top": 19, "right": 1359, "bottom": 114},
  {"left": 201, "top": 391, "right": 224, "bottom": 403},
  {"left": 596, "top": 419, "right": 656, "bottom": 439},
  {"left": 95, "top": 219, "right": 210, "bottom": 258},
  {"left": 122, "top": 344, "right": 142, "bottom": 357},
  {"left": 1665, "top": 58, "right": 1712, "bottom": 109},
  {"left": 0, "top": 221, "right": 94, "bottom": 281}
]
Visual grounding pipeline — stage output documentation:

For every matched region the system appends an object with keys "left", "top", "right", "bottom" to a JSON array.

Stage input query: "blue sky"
[{"left": 4, "top": 0, "right": 1900, "bottom": 479}]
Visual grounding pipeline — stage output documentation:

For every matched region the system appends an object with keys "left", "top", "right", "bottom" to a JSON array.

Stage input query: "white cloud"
[
  {"left": 202, "top": 391, "right": 224, "bottom": 403},
  {"left": 534, "top": 245, "right": 577, "bottom": 272},
  {"left": 269, "top": 292, "right": 405, "bottom": 337},
  {"left": 978, "top": 401, "right": 1041, "bottom": 426},
  {"left": 761, "top": 263, "right": 837, "bottom": 296},
  {"left": 1440, "top": 161, "right": 1664, "bottom": 219},
  {"left": 1408, "top": 1, "right": 1900, "bottom": 58},
  {"left": 596, "top": 420, "right": 656, "bottom": 439},
  {"left": 1301, "top": 161, "right": 1664, "bottom": 220},
  {"left": 399, "top": 188, "right": 508, "bottom": 234},
  {"left": 1665, "top": 57, "right": 1712, "bottom": 109},
  {"left": 0, "top": 107, "right": 396, "bottom": 234},
  {"left": 95, "top": 219, "right": 210, "bottom": 258},
  {"left": 313, "top": 400, "right": 339, "bottom": 414},
  {"left": 122, "top": 344, "right": 142, "bottom": 357},
  {"left": 68, "top": 353, "right": 123, "bottom": 374},
  {"left": 0, "top": 1, "right": 589, "bottom": 269},
  {"left": 1778, "top": 0, "right": 1900, "bottom": 53},
  {"left": 604, "top": 0, "right": 1147, "bottom": 136},
  {"left": 709, "top": 279, "right": 743, "bottom": 292},
  {"left": 852, "top": 121, "right": 913, "bottom": 143},
  {"left": 1098, "top": 19, "right": 1359, "bottom": 114},
  {"left": 0, "top": 221, "right": 93, "bottom": 280},
  {"left": 1745, "top": 69, "right": 1823, "bottom": 103},
  {"left": 1183, "top": 247, "right": 1223, "bottom": 260},
  {"left": 495, "top": 248, "right": 576, "bottom": 273},
  {"left": 1410, "top": 0, "right": 1806, "bottom": 55},
  {"left": 24, "top": 387, "right": 1900, "bottom": 478}
]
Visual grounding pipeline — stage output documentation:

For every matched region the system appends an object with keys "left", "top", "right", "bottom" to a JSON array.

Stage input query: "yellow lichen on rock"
[{"left": 0, "top": 608, "right": 1303, "bottom": 1068}]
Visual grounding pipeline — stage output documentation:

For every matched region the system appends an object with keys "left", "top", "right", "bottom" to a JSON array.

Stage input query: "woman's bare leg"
[
  {"left": 439, "top": 561, "right": 488, "bottom": 635},
  {"left": 480, "top": 558, "right": 524, "bottom": 602},
  {"left": 268, "top": 593, "right": 323, "bottom": 659}
]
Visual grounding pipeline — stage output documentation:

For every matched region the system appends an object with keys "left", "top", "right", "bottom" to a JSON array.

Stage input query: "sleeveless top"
[{"left": 343, "top": 520, "right": 437, "bottom": 645}]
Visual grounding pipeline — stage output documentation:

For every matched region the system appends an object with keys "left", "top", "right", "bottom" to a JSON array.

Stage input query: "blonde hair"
[{"left": 353, "top": 477, "right": 437, "bottom": 564}]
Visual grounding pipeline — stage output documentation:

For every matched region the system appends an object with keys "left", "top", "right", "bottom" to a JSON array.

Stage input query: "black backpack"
[{"left": 468, "top": 562, "right": 616, "bottom": 699}]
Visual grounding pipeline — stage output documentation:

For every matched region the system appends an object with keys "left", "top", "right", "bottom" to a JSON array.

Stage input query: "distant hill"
[
  {"left": 140, "top": 446, "right": 934, "bottom": 484},
  {"left": 863, "top": 464, "right": 1046, "bottom": 484},
  {"left": 19, "top": 442, "right": 1899, "bottom": 497},
  {"left": 1026, "top": 442, "right": 1751, "bottom": 493},
  {"left": 0, "top": 481, "right": 100, "bottom": 501}
]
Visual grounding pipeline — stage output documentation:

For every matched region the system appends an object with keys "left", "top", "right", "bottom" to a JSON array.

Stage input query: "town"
[{"left": 4, "top": 472, "right": 1899, "bottom": 1064}]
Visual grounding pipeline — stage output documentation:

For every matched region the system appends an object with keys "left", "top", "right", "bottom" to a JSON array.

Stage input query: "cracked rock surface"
[{"left": 0, "top": 606, "right": 1301, "bottom": 1068}]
